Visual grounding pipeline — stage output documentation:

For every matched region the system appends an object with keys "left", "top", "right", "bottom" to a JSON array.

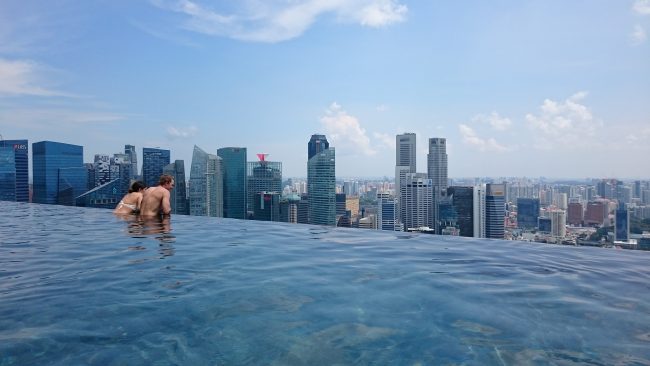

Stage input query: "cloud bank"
[
  {"left": 151, "top": 0, "right": 407, "bottom": 42},
  {"left": 320, "top": 102, "right": 376, "bottom": 156}
]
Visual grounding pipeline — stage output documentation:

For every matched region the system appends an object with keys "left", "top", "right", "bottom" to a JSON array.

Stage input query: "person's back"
[{"left": 140, "top": 175, "right": 175, "bottom": 216}]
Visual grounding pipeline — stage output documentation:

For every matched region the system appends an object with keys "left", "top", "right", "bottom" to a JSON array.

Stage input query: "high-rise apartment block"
[
  {"left": 550, "top": 210, "right": 567, "bottom": 238},
  {"left": 567, "top": 202, "right": 583, "bottom": 225},
  {"left": 217, "top": 147, "right": 247, "bottom": 219}
]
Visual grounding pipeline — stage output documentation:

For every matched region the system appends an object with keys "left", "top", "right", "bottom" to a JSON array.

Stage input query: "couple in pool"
[{"left": 113, "top": 174, "right": 175, "bottom": 216}]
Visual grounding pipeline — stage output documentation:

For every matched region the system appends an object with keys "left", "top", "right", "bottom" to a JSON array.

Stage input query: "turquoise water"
[{"left": 1, "top": 202, "right": 649, "bottom": 365}]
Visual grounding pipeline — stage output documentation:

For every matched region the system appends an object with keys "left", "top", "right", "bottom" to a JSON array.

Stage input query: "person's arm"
[
  {"left": 136, "top": 193, "right": 143, "bottom": 210},
  {"left": 161, "top": 190, "right": 172, "bottom": 215}
]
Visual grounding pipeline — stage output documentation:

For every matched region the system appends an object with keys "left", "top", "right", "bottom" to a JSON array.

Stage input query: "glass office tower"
[
  {"left": 164, "top": 160, "right": 188, "bottom": 215},
  {"left": 189, "top": 145, "right": 223, "bottom": 217},
  {"left": 517, "top": 198, "right": 540, "bottom": 230},
  {"left": 142, "top": 147, "right": 170, "bottom": 188},
  {"left": 0, "top": 139, "right": 28, "bottom": 202},
  {"left": 247, "top": 158, "right": 282, "bottom": 217},
  {"left": 32, "top": 141, "right": 86, "bottom": 205},
  {"left": 217, "top": 147, "right": 247, "bottom": 219},
  {"left": 307, "top": 137, "right": 336, "bottom": 226}
]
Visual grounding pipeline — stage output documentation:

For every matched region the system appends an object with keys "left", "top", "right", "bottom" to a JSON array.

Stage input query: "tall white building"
[
  {"left": 402, "top": 173, "right": 433, "bottom": 230},
  {"left": 473, "top": 184, "right": 486, "bottom": 238},
  {"left": 189, "top": 145, "right": 223, "bottom": 217},
  {"left": 427, "top": 137, "right": 448, "bottom": 233},
  {"left": 395, "top": 133, "right": 417, "bottom": 228}
]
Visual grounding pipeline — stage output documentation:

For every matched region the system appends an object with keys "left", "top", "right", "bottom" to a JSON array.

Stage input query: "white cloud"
[
  {"left": 373, "top": 132, "right": 394, "bottom": 150},
  {"left": 525, "top": 91, "right": 602, "bottom": 149},
  {"left": 0, "top": 58, "right": 71, "bottom": 97},
  {"left": 458, "top": 124, "right": 511, "bottom": 152},
  {"left": 633, "top": 0, "right": 650, "bottom": 15},
  {"left": 472, "top": 111, "right": 513, "bottom": 131},
  {"left": 320, "top": 102, "right": 376, "bottom": 156},
  {"left": 151, "top": 0, "right": 407, "bottom": 43},
  {"left": 630, "top": 24, "right": 647, "bottom": 45},
  {"left": 166, "top": 125, "right": 198, "bottom": 138}
]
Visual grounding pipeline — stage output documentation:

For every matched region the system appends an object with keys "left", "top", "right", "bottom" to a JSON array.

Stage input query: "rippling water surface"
[{"left": 1, "top": 202, "right": 649, "bottom": 365}]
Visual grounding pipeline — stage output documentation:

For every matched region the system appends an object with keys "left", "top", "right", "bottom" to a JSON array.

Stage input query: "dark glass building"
[
  {"left": 142, "top": 147, "right": 170, "bottom": 188},
  {"left": 308, "top": 135, "right": 336, "bottom": 226},
  {"left": 485, "top": 183, "right": 505, "bottom": 239},
  {"left": 517, "top": 198, "right": 540, "bottom": 230},
  {"left": 308, "top": 134, "right": 329, "bottom": 160},
  {"left": 0, "top": 146, "right": 16, "bottom": 201},
  {"left": 538, "top": 217, "right": 552, "bottom": 233},
  {"left": 448, "top": 186, "right": 474, "bottom": 237},
  {"left": 615, "top": 203, "right": 629, "bottom": 241},
  {"left": 217, "top": 147, "right": 247, "bottom": 219},
  {"left": 253, "top": 191, "right": 281, "bottom": 222},
  {"left": 0, "top": 139, "right": 29, "bottom": 202},
  {"left": 247, "top": 158, "right": 282, "bottom": 216},
  {"left": 32, "top": 141, "right": 86, "bottom": 205},
  {"left": 164, "top": 160, "right": 188, "bottom": 215}
]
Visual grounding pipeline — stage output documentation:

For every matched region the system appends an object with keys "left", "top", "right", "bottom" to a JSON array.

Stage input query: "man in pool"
[{"left": 139, "top": 174, "right": 175, "bottom": 216}]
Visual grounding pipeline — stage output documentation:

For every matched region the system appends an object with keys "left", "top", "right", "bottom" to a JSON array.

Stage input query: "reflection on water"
[{"left": 116, "top": 213, "right": 176, "bottom": 257}]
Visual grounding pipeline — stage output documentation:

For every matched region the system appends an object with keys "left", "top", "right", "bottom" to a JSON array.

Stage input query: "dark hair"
[
  {"left": 159, "top": 174, "right": 174, "bottom": 186},
  {"left": 128, "top": 181, "right": 146, "bottom": 193}
]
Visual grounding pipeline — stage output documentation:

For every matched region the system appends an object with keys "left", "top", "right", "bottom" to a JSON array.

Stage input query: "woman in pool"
[{"left": 113, "top": 181, "right": 147, "bottom": 214}]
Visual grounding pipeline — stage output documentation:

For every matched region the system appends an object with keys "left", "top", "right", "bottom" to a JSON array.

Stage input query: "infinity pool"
[{"left": 1, "top": 202, "right": 649, "bottom": 365}]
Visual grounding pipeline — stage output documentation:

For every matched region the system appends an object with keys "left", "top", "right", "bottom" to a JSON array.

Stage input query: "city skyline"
[{"left": 1, "top": 1, "right": 649, "bottom": 178}]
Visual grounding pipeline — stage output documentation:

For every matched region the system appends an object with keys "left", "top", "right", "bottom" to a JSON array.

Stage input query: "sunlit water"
[{"left": 1, "top": 202, "right": 649, "bottom": 365}]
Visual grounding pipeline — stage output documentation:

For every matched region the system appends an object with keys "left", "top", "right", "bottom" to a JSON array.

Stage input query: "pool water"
[{"left": 1, "top": 202, "right": 649, "bottom": 365}]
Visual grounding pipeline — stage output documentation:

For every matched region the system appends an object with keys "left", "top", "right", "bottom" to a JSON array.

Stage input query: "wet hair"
[
  {"left": 158, "top": 174, "right": 174, "bottom": 186},
  {"left": 128, "top": 181, "right": 146, "bottom": 193}
]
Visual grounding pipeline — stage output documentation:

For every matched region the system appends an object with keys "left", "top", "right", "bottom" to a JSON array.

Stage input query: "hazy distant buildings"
[
  {"left": 567, "top": 202, "right": 584, "bottom": 225},
  {"left": 189, "top": 145, "right": 222, "bottom": 217},
  {"left": 218, "top": 147, "right": 247, "bottom": 220},
  {"left": 33, "top": 141, "right": 86, "bottom": 205},
  {"left": 307, "top": 135, "right": 336, "bottom": 226},
  {"left": 142, "top": 147, "right": 170, "bottom": 188},
  {"left": 124, "top": 144, "right": 138, "bottom": 179},
  {"left": 164, "top": 160, "right": 188, "bottom": 215},
  {"left": 0, "top": 139, "right": 28, "bottom": 202},
  {"left": 584, "top": 201, "right": 608, "bottom": 226}
]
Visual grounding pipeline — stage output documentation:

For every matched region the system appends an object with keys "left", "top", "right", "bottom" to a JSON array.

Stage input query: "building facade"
[
  {"left": 189, "top": 145, "right": 223, "bottom": 217},
  {"left": 517, "top": 198, "right": 540, "bottom": 230},
  {"left": 307, "top": 135, "right": 336, "bottom": 226},
  {"left": 402, "top": 173, "right": 433, "bottom": 230},
  {"left": 142, "top": 147, "right": 170, "bottom": 188},
  {"left": 247, "top": 157, "right": 282, "bottom": 217},
  {"left": 0, "top": 139, "right": 28, "bottom": 202},
  {"left": 217, "top": 147, "right": 247, "bottom": 219},
  {"left": 164, "top": 160, "right": 188, "bottom": 215},
  {"left": 427, "top": 137, "right": 448, "bottom": 233},
  {"left": 395, "top": 133, "right": 417, "bottom": 227},
  {"left": 485, "top": 183, "right": 505, "bottom": 239},
  {"left": 32, "top": 141, "right": 86, "bottom": 205}
]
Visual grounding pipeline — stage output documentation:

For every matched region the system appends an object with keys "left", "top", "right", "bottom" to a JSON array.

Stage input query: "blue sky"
[{"left": 0, "top": 0, "right": 649, "bottom": 178}]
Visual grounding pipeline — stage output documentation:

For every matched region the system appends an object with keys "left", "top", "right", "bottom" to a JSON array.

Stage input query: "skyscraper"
[
  {"left": 308, "top": 134, "right": 330, "bottom": 160},
  {"left": 142, "top": 147, "right": 170, "bottom": 188},
  {"left": 0, "top": 145, "right": 16, "bottom": 201},
  {"left": 428, "top": 137, "right": 448, "bottom": 233},
  {"left": 189, "top": 145, "right": 222, "bottom": 217},
  {"left": 550, "top": 210, "right": 567, "bottom": 238},
  {"left": 217, "top": 147, "right": 247, "bottom": 220},
  {"left": 164, "top": 160, "right": 188, "bottom": 215},
  {"left": 517, "top": 198, "right": 540, "bottom": 229},
  {"left": 448, "top": 186, "right": 474, "bottom": 237},
  {"left": 0, "top": 139, "right": 28, "bottom": 202},
  {"left": 402, "top": 173, "right": 433, "bottom": 230},
  {"left": 395, "top": 133, "right": 416, "bottom": 228},
  {"left": 32, "top": 141, "right": 86, "bottom": 205},
  {"left": 307, "top": 135, "right": 336, "bottom": 226},
  {"left": 247, "top": 154, "right": 282, "bottom": 216},
  {"left": 253, "top": 191, "right": 281, "bottom": 222},
  {"left": 124, "top": 144, "right": 138, "bottom": 179},
  {"left": 473, "top": 185, "right": 486, "bottom": 238},
  {"left": 567, "top": 202, "right": 583, "bottom": 226},
  {"left": 485, "top": 183, "right": 505, "bottom": 239}
]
